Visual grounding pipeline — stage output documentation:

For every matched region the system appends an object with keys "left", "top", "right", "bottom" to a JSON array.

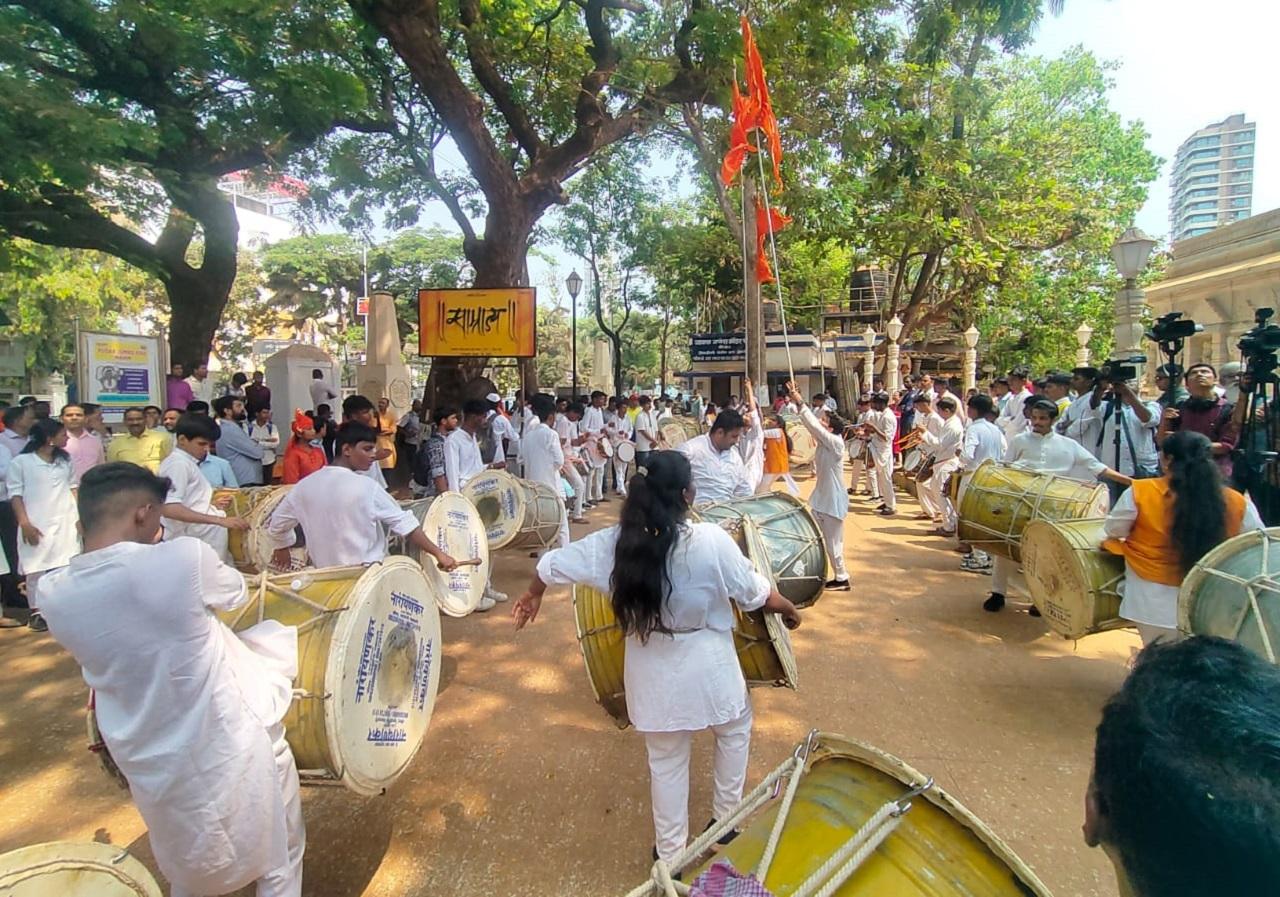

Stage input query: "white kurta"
[
  {"left": 36, "top": 538, "right": 298, "bottom": 896},
  {"left": 737, "top": 409, "right": 765, "bottom": 490},
  {"left": 537, "top": 523, "right": 770, "bottom": 732},
  {"left": 6, "top": 453, "right": 79, "bottom": 574},
  {"left": 1004, "top": 431, "right": 1107, "bottom": 482},
  {"left": 678, "top": 434, "right": 753, "bottom": 505},
  {"left": 517, "top": 419, "right": 564, "bottom": 491},
  {"left": 443, "top": 428, "right": 485, "bottom": 492},
  {"left": 633, "top": 410, "right": 658, "bottom": 452},
  {"left": 581, "top": 406, "right": 608, "bottom": 469},
  {"left": 159, "top": 448, "right": 229, "bottom": 562},
  {"left": 1077, "top": 399, "right": 1160, "bottom": 475},
  {"left": 797, "top": 407, "right": 848, "bottom": 519},
  {"left": 997, "top": 387, "right": 1034, "bottom": 439},
  {"left": 267, "top": 466, "right": 418, "bottom": 567},
  {"left": 961, "top": 419, "right": 1006, "bottom": 470}
]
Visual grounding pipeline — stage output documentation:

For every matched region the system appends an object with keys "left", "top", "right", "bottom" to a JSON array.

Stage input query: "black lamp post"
[{"left": 566, "top": 269, "right": 583, "bottom": 397}]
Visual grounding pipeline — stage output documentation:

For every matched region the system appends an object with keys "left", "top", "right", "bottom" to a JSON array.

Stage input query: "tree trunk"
[{"left": 161, "top": 192, "right": 239, "bottom": 369}]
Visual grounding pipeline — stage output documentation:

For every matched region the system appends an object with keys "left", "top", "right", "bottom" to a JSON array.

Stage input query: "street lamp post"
[
  {"left": 962, "top": 324, "right": 980, "bottom": 395},
  {"left": 860, "top": 325, "right": 877, "bottom": 396},
  {"left": 566, "top": 270, "right": 583, "bottom": 397},
  {"left": 1075, "top": 322, "right": 1094, "bottom": 367},
  {"left": 1110, "top": 227, "right": 1157, "bottom": 378},
  {"left": 885, "top": 315, "right": 904, "bottom": 392}
]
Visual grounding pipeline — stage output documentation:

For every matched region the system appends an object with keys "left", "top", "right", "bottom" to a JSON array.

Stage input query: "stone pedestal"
[{"left": 357, "top": 291, "right": 415, "bottom": 419}]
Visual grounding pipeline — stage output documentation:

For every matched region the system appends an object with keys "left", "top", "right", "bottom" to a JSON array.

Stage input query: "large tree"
[{"left": 0, "top": 0, "right": 371, "bottom": 365}]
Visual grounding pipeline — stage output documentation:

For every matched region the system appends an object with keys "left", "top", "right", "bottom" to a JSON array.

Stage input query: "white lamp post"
[
  {"left": 885, "top": 315, "right": 904, "bottom": 392},
  {"left": 860, "top": 325, "right": 877, "bottom": 396},
  {"left": 566, "top": 270, "right": 583, "bottom": 396},
  {"left": 962, "top": 324, "right": 980, "bottom": 395},
  {"left": 1110, "top": 227, "right": 1156, "bottom": 367},
  {"left": 1075, "top": 322, "right": 1094, "bottom": 367}
]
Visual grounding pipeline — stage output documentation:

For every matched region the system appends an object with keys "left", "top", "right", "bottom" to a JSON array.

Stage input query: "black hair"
[
  {"left": 432, "top": 405, "right": 458, "bottom": 426},
  {"left": 122, "top": 406, "right": 146, "bottom": 419},
  {"left": 2, "top": 404, "right": 30, "bottom": 427},
  {"left": 187, "top": 360, "right": 205, "bottom": 372},
  {"left": 231, "top": 372, "right": 248, "bottom": 387},
  {"left": 336, "top": 421, "right": 378, "bottom": 451},
  {"left": 1046, "top": 371, "right": 1072, "bottom": 386},
  {"left": 709, "top": 408, "right": 745, "bottom": 434},
  {"left": 967, "top": 394, "right": 995, "bottom": 416},
  {"left": 22, "top": 418, "right": 70, "bottom": 463},
  {"left": 77, "top": 462, "right": 171, "bottom": 533},
  {"left": 81, "top": 403, "right": 101, "bottom": 415},
  {"left": 590, "top": 390, "right": 606, "bottom": 400},
  {"left": 912, "top": 393, "right": 933, "bottom": 406},
  {"left": 461, "top": 398, "right": 489, "bottom": 418},
  {"left": 252, "top": 404, "right": 272, "bottom": 414},
  {"left": 186, "top": 400, "right": 210, "bottom": 415},
  {"left": 312, "top": 368, "right": 323, "bottom": 378},
  {"left": 174, "top": 413, "right": 220, "bottom": 442},
  {"left": 1027, "top": 398, "right": 1059, "bottom": 419},
  {"left": 316, "top": 403, "right": 331, "bottom": 416},
  {"left": 214, "top": 395, "right": 243, "bottom": 418},
  {"left": 610, "top": 452, "right": 692, "bottom": 643},
  {"left": 531, "top": 394, "right": 556, "bottom": 421},
  {"left": 342, "top": 394, "right": 375, "bottom": 418},
  {"left": 1009, "top": 366, "right": 1030, "bottom": 380},
  {"left": 567, "top": 401, "right": 585, "bottom": 417},
  {"left": 937, "top": 398, "right": 957, "bottom": 412},
  {"left": 17, "top": 395, "right": 35, "bottom": 406},
  {"left": 60, "top": 403, "right": 85, "bottom": 416},
  {"left": 1162, "top": 431, "right": 1228, "bottom": 574},
  {"left": 1093, "top": 637, "right": 1280, "bottom": 897},
  {"left": 993, "top": 377, "right": 1009, "bottom": 387},
  {"left": 143, "top": 405, "right": 162, "bottom": 415}
]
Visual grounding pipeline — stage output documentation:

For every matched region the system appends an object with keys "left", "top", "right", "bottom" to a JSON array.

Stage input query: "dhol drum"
[
  {"left": 0, "top": 842, "right": 162, "bottom": 896},
  {"left": 695, "top": 492, "right": 829, "bottom": 608},
  {"left": 1021, "top": 519, "right": 1130, "bottom": 640},
  {"left": 388, "top": 498, "right": 433, "bottom": 557},
  {"left": 957, "top": 459, "right": 1109, "bottom": 564},
  {"left": 462, "top": 470, "right": 565, "bottom": 551},
  {"left": 1179, "top": 527, "right": 1280, "bottom": 664},
  {"left": 419, "top": 493, "right": 489, "bottom": 618},
  {"left": 614, "top": 441, "right": 636, "bottom": 465},
  {"left": 573, "top": 518, "right": 797, "bottom": 729},
  {"left": 648, "top": 733, "right": 1050, "bottom": 897},
  {"left": 893, "top": 447, "right": 929, "bottom": 499},
  {"left": 588, "top": 434, "right": 614, "bottom": 464},
  {"left": 659, "top": 418, "right": 700, "bottom": 449},
  {"left": 781, "top": 414, "right": 816, "bottom": 467},
  {"left": 224, "top": 558, "right": 443, "bottom": 795},
  {"left": 216, "top": 485, "right": 308, "bottom": 573}
]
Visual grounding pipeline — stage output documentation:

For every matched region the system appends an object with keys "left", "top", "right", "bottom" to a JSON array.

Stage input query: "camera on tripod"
[
  {"left": 1147, "top": 311, "right": 1202, "bottom": 344},
  {"left": 1239, "top": 308, "right": 1280, "bottom": 376},
  {"left": 1098, "top": 355, "right": 1147, "bottom": 383}
]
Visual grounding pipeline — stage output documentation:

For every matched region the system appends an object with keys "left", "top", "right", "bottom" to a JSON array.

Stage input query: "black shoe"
[
  {"left": 824, "top": 578, "right": 851, "bottom": 591},
  {"left": 877, "top": 508, "right": 896, "bottom": 516},
  {"left": 703, "top": 818, "right": 740, "bottom": 846},
  {"left": 27, "top": 612, "right": 47, "bottom": 632},
  {"left": 983, "top": 593, "right": 1006, "bottom": 613},
  {"left": 1029, "top": 605, "right": 1042, "bottom": 618},
  {"left": 650, "top": 846, "right": 682, "bottom": 880}
]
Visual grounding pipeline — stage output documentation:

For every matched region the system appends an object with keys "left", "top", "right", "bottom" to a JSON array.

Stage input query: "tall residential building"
[{"left": 1169, "top": 113, "right": 1255, "bottom": 243}]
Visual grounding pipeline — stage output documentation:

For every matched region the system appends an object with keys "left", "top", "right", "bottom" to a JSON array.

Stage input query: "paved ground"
[{"left": 0, "top": 474, "right": 1133, "bottom": 896}]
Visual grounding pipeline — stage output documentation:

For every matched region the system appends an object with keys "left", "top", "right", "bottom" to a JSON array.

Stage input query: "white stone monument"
[{"left": 357, "top": 290, "right": 415, "bottom": 420}]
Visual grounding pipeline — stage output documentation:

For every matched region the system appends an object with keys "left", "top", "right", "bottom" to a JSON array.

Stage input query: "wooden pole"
[{"left": 743, "top": 174, "right": 765, "bottom": 391}]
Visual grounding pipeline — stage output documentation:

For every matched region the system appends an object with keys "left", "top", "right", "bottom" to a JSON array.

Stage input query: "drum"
[
  {"left": 588, "top": 435, "right": 614, "bottom": 463},
  {"left": 221, "top": 558, "right": 443, "bottom": 795},
  {"left": 419, "top": 493, "right": 489, "bottom": 617},
  {"left": 573, "top": 519, "right": 797, "bottom": 729},
  {"left": 696, "top": 492, "right": 829, "bottom": 608},
  {"left": 0, "top": 842, "right": 162, "bottom": 896},
  {"left": 462, "top": 470, "right": 565, "bottom": 551},
  {"left": 615, "top": 441, "right": 636, "bottom": 464},
  {"left": 673, "top": 733, "right": 1050, "bottom": 897},
  {"left": 893, "top": 448, "right": 929, "bottom": 499},
  {"left": 1021, "top": 519, "right": 1129, "bottom": 640},
  {"left": 781, "top": 414, "right": 816, "bottom": 466},
  {"left": 216, "top": 485, "right": 308, "bottom": 573},
  {"left": 389, "top": 498, "right": 433, "bottom": 557},
  {"left": 957, "top": 459, "right": 1109, "bottom": 563},
  {"left": 1179, "top": 527, "right": 1280, "bottom": 664},
  {"left": 659, "top": 418, "right": 699, "bottom": 449}
]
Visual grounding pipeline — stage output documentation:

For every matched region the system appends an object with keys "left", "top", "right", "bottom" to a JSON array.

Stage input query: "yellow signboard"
[{"left": 419, "top": 288, "right": 536, "bottom": 358}]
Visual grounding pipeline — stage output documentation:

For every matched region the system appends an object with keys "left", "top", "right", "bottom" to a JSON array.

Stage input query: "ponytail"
[
  {"left": 1163, "top": 430, "right": 1227, "bottom": 574},
  {"left": 22, "top": 418, "right": 70, "bottom": 465},
  {"left": 610, "top": 451, "right": 693, "bottom": 643}
]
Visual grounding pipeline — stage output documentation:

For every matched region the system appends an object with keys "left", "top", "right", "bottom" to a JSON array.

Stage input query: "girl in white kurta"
[
  {"left": 786, "top": 382, "right": 851, "bottom": 589},
  {"left": 7, "top": 419, "right": 80, "bottom": 626},
  {"left": 513, "top": 451, "right": 801, "bottom": 867}
]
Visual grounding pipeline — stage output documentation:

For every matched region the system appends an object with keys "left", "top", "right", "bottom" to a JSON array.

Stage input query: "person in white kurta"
[
  {"left": 916, "top": 397, "right": 966, "bottom": 532},
  {"left": 517, "top": 397, "right": 568, "bottom": 549},
  {"left": 605, "top": 402, "right": 633, "bottom": 496},
  {"left": 445, "top": 402, "right": 508, "bottom": 604},
  {"left": 158, "top": 415, "right": 250, "bottom": 564},
  {"left": 864, "top": 394, "right": 898, "bottom": 514},
  {"left": 512, "top": 451, "right": 801, "bottom": 866},
  {"left": 581, "top": 393, "right": 609, "bottom": 503},
  {"left": 957, "top": 395, "right": 1007, "bottom": 570},
  {"left": 736, "top": 380, "right": 766, "bottom": 491},
  {"left": 996, "top": 370, "right": 1034, "bottom": 441},
  {"left": 910, "top": 394, "right": 946, "bottom": 522},
  {"left": 36, "top": 462, "right": 304, "bottom": 897},
  {"left": 7, "top": 421, "right": 80, "bottom": 625},
  {"left": 786, "top": 383, "right": 850, "bottom": 587},
  {"left": 555, "top": 404, "right": 590, "bottom": 521},
  {"left": 678, "top": 410, "right": 754, "bottom": 506}
]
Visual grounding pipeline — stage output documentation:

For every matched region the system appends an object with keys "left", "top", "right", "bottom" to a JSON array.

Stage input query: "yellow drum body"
[
  {"left": 1179, "top": 527, "right": 1280, "bottom": 664},
  {"left": 221, "top": 558, "right": 443, "bottom": 795},
  {"left": 216, "top": 485, "right": 307, "bottom": 573},
  {"left": 573, "top": 519, "right": 797, "bottom": 729},
  {"left": 1021, "top": 519, "right": 1129, "bottom": 640},
  {"left": 0, "top": 842, "right": 162, "bottom": 896},
  {"left": 957, "top": 460, "right": 1108, "bottom": 563},
  {"left": 695, "top": 492, "right": 829, "bottom": 608},
  {"left": 691, "top": 734, "right": 1050, "bottom": 897},
  {"left": 463, "top": 470, "right": 564, "bottom": 550}
]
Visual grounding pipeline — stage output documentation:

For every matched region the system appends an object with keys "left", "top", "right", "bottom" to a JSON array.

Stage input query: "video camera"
[
  {"left": 1146, "top": 311, "right": 1202, "bottom": 344},
  {"left": 1239, "top": 308, "right": 1280, "bottom": 375},
  {"left": 1098, "top": 354, "right": 1147, "bottom": 383}
]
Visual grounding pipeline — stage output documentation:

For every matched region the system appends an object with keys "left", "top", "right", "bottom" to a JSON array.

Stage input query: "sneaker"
[
  {"left": 983, "top": 593, "right": 1006, "bottom": 613},
  {"left": 27, "top": 612, "right": 48, "bottom": 632},
  {"left": 824, "top": 578, "right": 851, "bottom": 590},
  {"left": 473, "top": 596, "right": 497, "bottom": 613},
  {"left": 485, "top": 587, "right": 509, "bottom": 603},
  {"left": 877, "top": 508, "right": 896, "bottom": 516}
]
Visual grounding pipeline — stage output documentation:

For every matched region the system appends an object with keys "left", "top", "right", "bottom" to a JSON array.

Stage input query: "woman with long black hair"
[
  {"left": 513, "top": 451, "right": 801, "bottom": 866},
  {"left": 1102, "top": 430, "right": 1263, "bottom": 645}
]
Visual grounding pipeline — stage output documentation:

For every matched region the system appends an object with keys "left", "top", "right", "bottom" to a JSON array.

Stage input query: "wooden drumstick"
[{"left": 440, "top": 557, "right": 485, "bottom": 568}]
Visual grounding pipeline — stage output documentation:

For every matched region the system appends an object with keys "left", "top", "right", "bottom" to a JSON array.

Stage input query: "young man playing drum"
[
  {"left": 159, "top": 413, "right": 251, "bottom": 562},
  {"left": 37, "top": 463, "right": 306, "bottom": 897},
  {"left": 677, "top": 408, "right": 754, "bottom": 506},
  {"left": 582, "top": 391, "right": 610, "bottom": 504},
  {"left": 517, "top": 394, "right": 568, "bottom": 550}
]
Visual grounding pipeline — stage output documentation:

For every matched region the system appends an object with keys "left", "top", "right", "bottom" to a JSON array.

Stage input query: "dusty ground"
[{"left": 0, "top": 474, "right": 1133, "bottom": 896}]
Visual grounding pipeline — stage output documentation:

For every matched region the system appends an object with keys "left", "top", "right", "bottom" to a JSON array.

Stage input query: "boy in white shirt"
[
  {"left": 916, "top": 396, "right": 965, "bottom": 534},
  {"left": 958, "top": 394, "right": 1007, "bottom": 571},
  {"left": 517, "top": 395, "right": 569, "bottom": 549},
  {"left": 158, "top": 414, "right": 249, "bottom": 562},
  {"left": 864, "top": 393, "right": 898, "bottom": 516}
]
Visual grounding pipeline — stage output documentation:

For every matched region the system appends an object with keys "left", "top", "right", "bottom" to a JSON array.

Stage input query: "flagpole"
[{"left": 753, "top": 131, "right": 795, "bottom": 386}]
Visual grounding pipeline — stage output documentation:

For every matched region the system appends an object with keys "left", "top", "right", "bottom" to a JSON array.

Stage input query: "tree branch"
[
  {"left": 678, "top": 104, "right": 744, "bottom": 247},
  {"left": 458, "top": 0, "right": 545, "bottom": 161}
]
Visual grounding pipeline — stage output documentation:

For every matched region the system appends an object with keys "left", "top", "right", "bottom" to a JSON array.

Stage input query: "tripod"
[
  {"left": 1236, "top": 359, "right": 1280, "bottom": 525},
  {"left": 1096, "top": 389, "right": 1133, "bottom": 503}
]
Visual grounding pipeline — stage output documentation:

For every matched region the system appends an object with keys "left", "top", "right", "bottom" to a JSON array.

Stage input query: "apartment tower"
[{"left": 1168, "top": 114, "right": 1255, "bottom": 243}]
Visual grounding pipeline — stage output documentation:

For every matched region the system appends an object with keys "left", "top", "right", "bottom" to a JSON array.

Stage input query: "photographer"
[
  {"left": 1153, "top": 363, "right": 1189, "bottom": 410},
  {"left": 1157, "top": 363, "right": 1237, "bottom": 480},
  {"left": 1075, "top": 367, "right": 1160, "bottom": 502}
]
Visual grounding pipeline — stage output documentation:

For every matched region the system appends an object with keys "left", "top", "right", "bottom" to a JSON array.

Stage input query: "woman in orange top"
[
  {"left": 1102, "top": 430, "right": 1263, "bottom": 645},
  {"left": 282, "top": 409, "right": 326, "bottom": 484},
  {"left": 758, "top": 412, "right": 799, "bottom": 495}
]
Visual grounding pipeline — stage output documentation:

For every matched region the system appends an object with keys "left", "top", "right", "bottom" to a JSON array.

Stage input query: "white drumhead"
[
  {"left": 462, "top": 470, "right": 525, "bottom": 548},
  {"left": 250, "top": 486, "right": 308, "bottom": 572},
  {"left": 660, "top": 421, "right": 688, "bottom": 448},
  {"left": 0, "top": 842, "right": 162, "bottom": 896},
  {"left": 422, "top": 493, "right": 489, "bottom": 617},
  {"left": 615, "top": 441, "right": 636, "bottom": 463},
  {"left": 326, "top": 556, "right": 442, "bottom": 795},
  {"left": 903, "top": 448, "right": 922, "bottom": 470}
]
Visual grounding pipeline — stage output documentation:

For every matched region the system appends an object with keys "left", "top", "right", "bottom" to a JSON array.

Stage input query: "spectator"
[
  {"left": 105, "top": 407, "right": 171, "bottom": 473},
  {"left": 166, "top": 363, "right": 194, "bottom": 411},
  {"left": 246, "top": 405, "right": 280, "bottom": 484},
  {"left": 185, "top": 361, "right": 214, "bottom": 405},
  {"left": 308, "top": 369, "right": 338, "bottom": 412},
  {"left": 1157, "top": 362, "right": 1236, "bottom": 479},
  {"left": 244, "top": 371, "right": 271, "bottom": 414},
  {"left": 212, "top": 396, "right": 264, "bottom": 486},
  {"left": 226, "top": 372, "right": 248, "bottom": 400},
  {"left": 61, "top": 402, "right": 104, "bottom": 485},
  {"left": 282, "top": 410, "right": 326, "bottom": 485}
]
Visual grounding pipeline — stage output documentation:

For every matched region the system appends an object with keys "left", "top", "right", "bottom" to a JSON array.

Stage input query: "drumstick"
[{"left": 441, "top": 557, "right": 485, "bottom": 568}]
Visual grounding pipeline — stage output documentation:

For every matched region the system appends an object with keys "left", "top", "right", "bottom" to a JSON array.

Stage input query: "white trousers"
[
  {"left": 1135, "top": 623, "right": 1183, "bottom": 647},
  {"left": 872, "top": 452, "right": 895, "bottom": 510},
  {"left": 992, "top": 556, "right": 1010, "bottom": 595},
  {"left": 920, "top": 460, "right": 960, "bottom": 529},
  {"left": 757, "top": 473, "right": 800, "bottom": 496},
  {"left": 642, "top": 705, "right": 753, "bottom": 866},
  {"left": 562, "top": 464, "right": 585, "bottom": 518},
  {"left": 849, "top": 459, "right": 877, "bottom": 497},
  {"left": 613, "top": 458, "right": 630, "bottom": 494},
  {"left": 815, "top": 511, "right": 848, "bottom": 581},
  {"left": 588, "top": 463, "right": 606, "bottom": 502},
  {"left": 171, "top": 723, "right": 304, "bottom": 897}
]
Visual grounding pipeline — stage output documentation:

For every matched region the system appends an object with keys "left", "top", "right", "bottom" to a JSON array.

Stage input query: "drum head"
[
  {"left": 325, "top": 557, "right": 443, "bottom": 795},
  {"left": 786, "top": 423, "right": 817, "bottom": 466},
  {"left": 462, "top": 470, "right": 523, "bottom": 549},
  {"left": 1022, "top": 519, "right": 1126, "bottom": 640},
  {"left": 660, "top": 420, "right": 688, "bottom": 448},
  {"left": 903, "top": 448, "right": 922, "bottom": 471},
  {"left": 0, "top": 842, "right": 162, "bottom": 896},
  {"left": 250, "top": 486, "right": 308, "bottom": 573},
  {"left": 1179, "top": 528, "right": 1280, "bottom": 664},
  {"left": 422, "top": 493, "right": 489, "bottom": 617},
  {"left": 615, "top": 441, "right": 636, "bottom": 463}
]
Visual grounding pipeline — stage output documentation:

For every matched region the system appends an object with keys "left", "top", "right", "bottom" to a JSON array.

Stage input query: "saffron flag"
[
  {"left": 754, "top": 197, "right": 791, "bottom": 284},
  {"left": 720, "top": 77, "right": 760, "bottom": 186},
  {"left": 740, "top": 17, "right": 783, "bottom": 187}
]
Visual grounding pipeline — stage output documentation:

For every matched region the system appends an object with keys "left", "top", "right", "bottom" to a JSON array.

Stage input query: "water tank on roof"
[
  {"left": 849, "top": 266, "right": 891, "bottom": 301},
  {"left": 763, "top": 299, "right": 780, "bottom": 330}
]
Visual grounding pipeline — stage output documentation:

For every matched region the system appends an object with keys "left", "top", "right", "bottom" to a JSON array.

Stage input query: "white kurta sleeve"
[
  {"left": 1242, "top": 497, "right": 1266, "bottom": 533},
  {"left": 1072, "top": 440, "right": 1108, "bottom": 477},
  {"left": 535, "top": 526, "right": 619, "bottom": 593},
  {"left": 265, "top": 488, "right": 301, "bottom": 549},
  {"left": 5, "top": 455, "right": 25, "bottom": 498},
  {"left": 0, "top": 444, "right": 12, "bottom": 486},
  {"left": 373, "top": 487, "right": 420, "bottom": 537},
  {"left": 707, "top": 526, "right": 771, "bottom": 612},
  {"left": 444, "top": 437, "right": 462, "bottom": 493},
  {"left": 799, "top": 407, "right": 845, "bottom": 455},
  {"left": 195, "top": 538, "right": 249, "bottom": 611},
  {"left": 1102, "top": 487, "right": 1138, "bottom": 541}
]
